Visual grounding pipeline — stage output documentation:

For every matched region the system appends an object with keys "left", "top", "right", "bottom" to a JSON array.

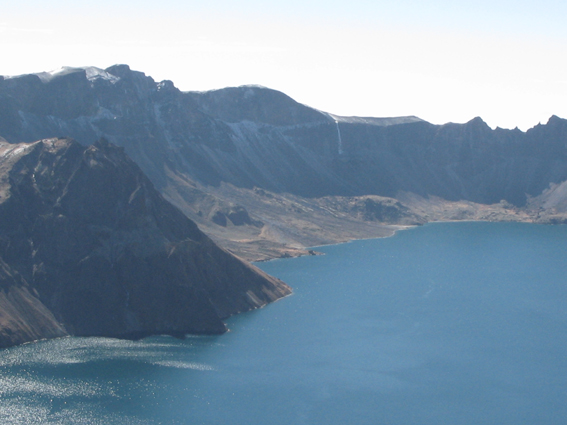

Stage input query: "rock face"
[
  {"left": 2, "top": 65, "right": 567, "bottom": 262},
  {"left": 0, "top": 65, "right": 565, "bottom": 345},
  {"left": 0, "top": 257, "right": 67, "bottom": 348},
  {"left": 1, "top": 65, "right": 567, "bottom": 209},
  {"left": 320, "top": 195, "right": 422, "bottom": 225},
  {"left": 0, "top": 138, "right": 291, "bottom": 347}
]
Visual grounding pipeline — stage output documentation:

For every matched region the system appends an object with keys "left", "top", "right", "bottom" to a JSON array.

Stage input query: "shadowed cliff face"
[
  {"left": 1, "top": 65, "right": 567, "bottom": 209},
  {"left": 0, "top": 257, "right": 67, "bottom": 348},
  {"left": 2, "top": 65, "right": 567, "bottom": 263},
  {"left": 0, "top": 138, "right": 290, "bottom": 347}
]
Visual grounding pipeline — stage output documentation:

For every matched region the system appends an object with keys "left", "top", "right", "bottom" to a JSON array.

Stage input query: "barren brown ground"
[{"left": 163, "top": 179, "right": 554, "bottom": 262}]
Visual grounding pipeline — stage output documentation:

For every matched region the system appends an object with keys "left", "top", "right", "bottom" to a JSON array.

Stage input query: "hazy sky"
[{"left": 2, "top": 1, "right": 566, "bottom": 130}]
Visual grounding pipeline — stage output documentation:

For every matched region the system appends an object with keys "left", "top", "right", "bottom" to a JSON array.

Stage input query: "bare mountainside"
[
  {"left": 1, "top": 65, "right": 566, "bottom": 260},
  {"left": 0, "top": 138, "right": 290, "bottom": 348}
]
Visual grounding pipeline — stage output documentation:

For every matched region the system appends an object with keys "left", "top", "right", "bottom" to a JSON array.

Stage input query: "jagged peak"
[
  {"left": 102, "top": 64, "right": 157, "bottom": 91},
  {"left": 92, "top": 137, "right": 113, "bottom": 149},
  {"left": 91, "top": 137, "right": 126, "bottom": 154},
  {"left": 467, "top": 116, "right": 488, "bottom": 125},
  {"left": 157, "top": 79, "right": 179, "bottom": 92},
  {"left": 547, "top": 115, "right": 565, "bottom": 125},
  {"left": 104, "top": 64, "right": 132, "bottom": 77},
  {"left": 462, "top": 116, "right": 492, "bottom": 133},
  {"left": 526, "top": 115, "right": 566, "bottom": 134}
]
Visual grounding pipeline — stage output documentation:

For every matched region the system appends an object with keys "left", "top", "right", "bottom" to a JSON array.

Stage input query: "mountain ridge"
[{"left": 1, "top": 65, "right": 566, "bottom": 260}]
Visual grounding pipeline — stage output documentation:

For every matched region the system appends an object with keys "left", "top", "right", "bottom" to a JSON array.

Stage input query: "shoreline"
[{"left": 248, "top": 216, "right": 563, "bottom": 263}]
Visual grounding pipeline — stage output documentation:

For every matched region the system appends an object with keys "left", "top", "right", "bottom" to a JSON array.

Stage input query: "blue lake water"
[{"left": 1, "top": 222, "right": 567, "bottom": 424}]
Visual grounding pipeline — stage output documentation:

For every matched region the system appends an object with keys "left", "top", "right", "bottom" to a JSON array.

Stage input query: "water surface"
[{"left": 1, "top": 222, "right": 566, "bottom": 424}]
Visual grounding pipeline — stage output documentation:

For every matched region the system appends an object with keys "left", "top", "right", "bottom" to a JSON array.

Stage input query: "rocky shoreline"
[
  {"left": 193, "top": 184, "right": 551, "bottom": 262},
  {"left": 0, "top": 138, "right": 291, "bottom": 348}
]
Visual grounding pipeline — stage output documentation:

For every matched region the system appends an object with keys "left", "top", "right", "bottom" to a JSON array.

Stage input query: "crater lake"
[{"left": 1, "top": 222, "right": 566, "bottom": 424}]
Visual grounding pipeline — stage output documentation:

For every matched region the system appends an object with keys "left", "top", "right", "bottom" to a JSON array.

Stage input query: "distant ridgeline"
[
  {"left": 1, "top": 65, "right": 567, "bottom": 346},
  {"left": 1, "top": 65, "right": 567, "bottom": 207}
]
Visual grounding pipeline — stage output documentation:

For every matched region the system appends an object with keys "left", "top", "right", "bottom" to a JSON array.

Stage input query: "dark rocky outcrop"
[
  {"left": 321, "top": 195, "right": 423, "bottom": 225},
  {"left": 0, "top": 138, "right": 290, "bottom": 347},
  {"left": 209, "top": 205, "right": 258, "bottom": 227}
]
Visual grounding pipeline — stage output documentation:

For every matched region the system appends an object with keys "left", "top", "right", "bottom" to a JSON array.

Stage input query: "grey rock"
[
  {"left": 0, "top": 137, "right": 290, "bottom": 347},
  {"left": 1, "top": 66, "right": 566, "bottom": 209}
]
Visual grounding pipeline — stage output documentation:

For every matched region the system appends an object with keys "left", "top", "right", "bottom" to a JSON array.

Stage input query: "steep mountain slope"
[
  {"left": 2, "top": 66, "right": 566, "bottom": 206},
  {"left": 0, "top": 256, "right": 67, "bottom": 348},
  {"left": 1, "top": 65, "right": 567, "bottom": 259},
  {"left": 0, "top": 138, "right": 290, "bottom": 347}
]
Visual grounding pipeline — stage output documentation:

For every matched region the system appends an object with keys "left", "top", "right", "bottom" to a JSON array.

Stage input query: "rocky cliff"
[
  {"left": 1, "top": 65, "right": 567, "bottom": 260},
  {"left": 0, "top": 256, "right": 67, "bottom": 348},
  {"left": 2, "top": 66, "right": 566, "bottom": 207},
  {"left": 0, "top": 137, "right": 290, "bottom": 347}
]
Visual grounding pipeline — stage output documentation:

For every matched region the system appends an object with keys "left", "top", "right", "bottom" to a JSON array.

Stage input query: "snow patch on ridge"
[
  {"left": 328, "top": 113, "right": 423, "bottom": 126},
  {"left": 5, "top": 66, "right": 121, "bottom": 84},
  {"left": 35, "top": 66, "right": 85, "bottom": 83},
  {"left": 85, "top": 67, "right": 121, "bottom": 84}
]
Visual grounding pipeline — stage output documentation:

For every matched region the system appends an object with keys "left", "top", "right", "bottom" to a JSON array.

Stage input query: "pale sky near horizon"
[{"left": 2, "top": 1, "right": 566, "bottom": 130}]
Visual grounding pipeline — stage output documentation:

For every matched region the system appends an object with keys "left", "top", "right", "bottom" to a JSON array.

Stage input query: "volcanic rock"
[
  {"left": 2, "top": 65, "right": 567, "bottom": 260},
  {"left": 0, "top": 137, "right": 290, "bottom": 347}
]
